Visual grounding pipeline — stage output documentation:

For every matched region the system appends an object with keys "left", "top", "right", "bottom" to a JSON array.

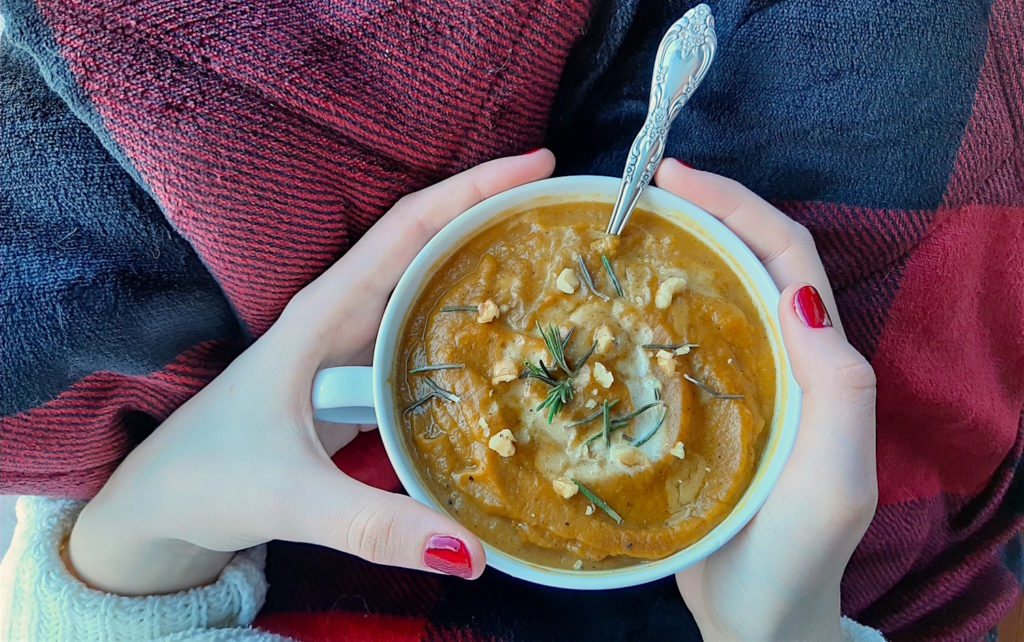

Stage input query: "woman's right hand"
[{"left": 655, "top": 159, "right": 879, "bottom": 641}]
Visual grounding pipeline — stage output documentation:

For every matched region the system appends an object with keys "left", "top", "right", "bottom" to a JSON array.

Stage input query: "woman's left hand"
[
  {"left": 655, "top": 159, "right": 877, "bottom": 641},
  {"left": 69, "top": 151, "right": 556, "bottom": 595}
]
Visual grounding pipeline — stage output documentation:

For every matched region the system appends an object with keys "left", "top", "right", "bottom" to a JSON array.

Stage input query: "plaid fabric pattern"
[{"left": 2, "top": 1, "right": 1022, "bottom": 639}]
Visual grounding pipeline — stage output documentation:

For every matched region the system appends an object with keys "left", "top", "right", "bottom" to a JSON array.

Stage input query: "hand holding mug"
[
  {"left": 68, "top": 151, "right": 557, "bottom": 595},
  {"left": 656, "top": 159, "right": 878, "bottom": 641}
]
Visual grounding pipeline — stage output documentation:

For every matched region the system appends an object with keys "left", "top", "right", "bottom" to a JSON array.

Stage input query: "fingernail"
[
  {"left": 793, "top": 285, "right": 833, "bottom": 328},
  {"left": 424, "top": 535, "right": 473, "bottom": 579},
  {"left": 666, "top": 157, "right": 693, "bottom": 169},
  {"left": 524, "top": 147, "right": 545, "bottom": 155}
]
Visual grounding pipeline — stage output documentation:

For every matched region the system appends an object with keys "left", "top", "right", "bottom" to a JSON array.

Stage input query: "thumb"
[
  {"left": 281, "top": 463, "right": 487, "bottom": 579},
  {"left": 780, "top": 284, "right": 876, "bottom": 400},
  {"left": 778, "top": 283, "right": 877, "bottom": 526}
]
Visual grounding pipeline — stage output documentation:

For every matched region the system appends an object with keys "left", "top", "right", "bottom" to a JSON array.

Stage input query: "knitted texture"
[
  {"left": 843, "top": 617, "right": 887, "bottom": 642},
  {"left": 0, "top": 498, "right": 278, "bottom": 641},
  {"left": 1, "top": 0, "right": 1022, "bottom": 640}
]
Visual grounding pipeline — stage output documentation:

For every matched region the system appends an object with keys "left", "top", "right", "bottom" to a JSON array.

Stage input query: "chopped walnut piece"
[
  {"left": 487, "top": 429, "right": 516, "bottom": 457},
  {"left": 611, "top": 443, "right": 648, "bottom": 468},
  {"left": 556, "top": 268, "right": 580, "bottom": 294},
  {"left": 592, "top": 362, "right": 614, "bottom": 389},
  {"left": 655, "top": 349, "right": 677, "bottom": 375},
  {"left": 654, "top": 276, "right": 687, "bottom": 309},
  {"left": 552, "top": 476, "right": 579, "bottom": 499},
  {"left": 593, "top": 325, "right": 614, "bottom": 355},
  {"left": 491, "top": 358, "right": 517, "bottom": 385},
  {"left": 476, "top": 299, "right": 500, "bottom": 324}
]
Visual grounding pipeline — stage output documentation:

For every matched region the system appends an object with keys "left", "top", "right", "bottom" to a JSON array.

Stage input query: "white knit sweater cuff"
[
  {"left": 0, "top": 496, "right": 275, "bottom": 641},
  {"left": 842, "top": 615, "right": 887, "bottom": 641}
]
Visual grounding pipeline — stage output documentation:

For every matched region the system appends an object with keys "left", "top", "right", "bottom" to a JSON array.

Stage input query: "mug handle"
[{"left": 312, "top": 366, "right": 377, "bottom": 424}]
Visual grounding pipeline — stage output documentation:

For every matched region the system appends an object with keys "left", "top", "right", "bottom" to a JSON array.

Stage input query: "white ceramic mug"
[{"left": 311, "top": 175, "right": 801, "bottom": 590}]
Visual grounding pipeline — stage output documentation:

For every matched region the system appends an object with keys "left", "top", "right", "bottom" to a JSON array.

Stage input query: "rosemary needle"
[
  {"left": 572, "top": 479, "right": 623, "bottom": 524},
  {"left": 601, "top": 255, "right": 624, "bottom": 297},
  {"left": 583, "top": 402, "right": 662, "bottom": 447},
  {"left": 441, "top": 305, "right": 477, "bottom": 312},
  {"left": 641, "top": 343, "right": 699, "bottom": 352},
  {"left": 409, "top": 364, "right": 465, "bottom": 374},
  {"left": 602, "top": 400, "right": 612, "bottom": 448},
  {"left": 577, "top": 256, "right": 609, "bottom": 302},
  {"left": 683, "top": 373, "right": 744, "bottom": 400},
  {"left": 537, "top": 322, "right": 571, "bottom": 374},
  {"left": 565, "top": 399, "right": 621, "bottom": 429},
  {"left": 405, "top": 376, "right": 461, "bottom": 414},
  {"left": 404, "top": 394, "right": 435, "bottom": 415},
  {"left": 424, "top": 377, "right": 460, "bottom": 403},
  {"left": 629, "top": 408, "right": 668, "bottom": 447},
  {"left": 609, "top": 401, "right": 662, "bottom": 428}
]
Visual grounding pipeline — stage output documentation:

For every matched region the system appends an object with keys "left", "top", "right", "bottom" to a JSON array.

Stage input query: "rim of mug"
[{"left": 372, "top": 175, "right": 801, "bottom": 590}]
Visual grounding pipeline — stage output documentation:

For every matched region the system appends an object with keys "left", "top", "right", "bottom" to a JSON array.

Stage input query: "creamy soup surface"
[{"left": 395, "top": 202, "right": 775, "bottom": 569}]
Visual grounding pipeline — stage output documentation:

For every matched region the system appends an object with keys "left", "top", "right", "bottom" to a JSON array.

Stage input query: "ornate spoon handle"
[{"left": 606, "top": 4, "right": 717, "bottom": 236}]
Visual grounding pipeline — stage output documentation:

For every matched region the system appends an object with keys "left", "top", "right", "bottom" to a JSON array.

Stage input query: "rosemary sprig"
[
  {"left": 409, "top": 363, "right": 465, "bottom": 374},
  {"left": 524, "top": 323, "right": 598, "bottom": 423},
  {"left": 601, "top": 255, "right": 624, "bottom": 297},
  {"left": 641, "top": 343, "right": 700, "bottom": 352},
  {"left": 683, "top": 373, "right": 744, "bottom": 400},
  {"left": 536, "top": 379, "right": 573, "bottom": 423},
  {"left": 565, "top": 399, "right": 621, "bottom": 429},
  {"left": 572, "top": 479, "right": 623, "bottom": 524},
  {"left": 441, "top": 305, "right": 477, "bottom": 312},
  {"left": 628, "top": 408, "right": 668, "bottom": 447},
  {"left": 424, "top": 377, "right": 460, "bottom": 403},
  {"left": 577, "top": 256, "right": 609, "bottom": 301}
]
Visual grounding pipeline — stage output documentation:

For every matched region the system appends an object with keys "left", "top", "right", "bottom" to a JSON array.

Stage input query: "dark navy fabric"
[
  {"left": 550, "top": 0, "right": 992, "bottom": 210},
  {"left": 0, "top": 37, "right": 241, "bottom": 415},
  {"left": 2, "top": 0, "right": 149, "bottom": 191}
]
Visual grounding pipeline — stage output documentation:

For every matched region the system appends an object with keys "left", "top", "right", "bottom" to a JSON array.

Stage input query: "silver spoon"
[{"left": 606, "top": 4, "right": 717, "bottom": 236}]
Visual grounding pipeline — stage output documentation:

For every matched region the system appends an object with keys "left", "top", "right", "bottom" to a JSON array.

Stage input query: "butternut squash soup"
[{"left": 395, "top": 202, "right": 775, "bottom": 570}]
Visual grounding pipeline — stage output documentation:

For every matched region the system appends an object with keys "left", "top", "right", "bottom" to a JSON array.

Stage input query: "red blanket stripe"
[{"left": 0, "top": 340, "right": 239, "bottom": 499}]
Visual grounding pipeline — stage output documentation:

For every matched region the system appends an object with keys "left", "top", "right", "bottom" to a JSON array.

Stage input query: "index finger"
[
  {"left": 318, "top": 150, "right": 556, "bottom": 300},
  {"left": 653, "top": 158, "right": 844, "bottom": 335}
]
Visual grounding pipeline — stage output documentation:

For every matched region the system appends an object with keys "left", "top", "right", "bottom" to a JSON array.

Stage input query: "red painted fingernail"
[
  {"left": 793, "top": 285, "right": 833, "bottom": 328},
  {"left": 524, "top": 147, "right": 545, "bottom": 155},
  {"left": 424, "top": 535, "right": 473, "bottom": 579}
]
